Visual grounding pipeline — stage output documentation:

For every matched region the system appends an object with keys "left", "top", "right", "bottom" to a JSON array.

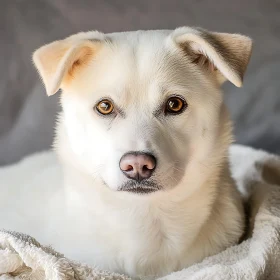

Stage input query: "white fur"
[{"left": 1, "top": 28, "right": 253, "bottom": 278}]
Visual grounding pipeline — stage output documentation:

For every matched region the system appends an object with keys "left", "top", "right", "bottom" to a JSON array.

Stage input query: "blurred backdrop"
[{"left": 0, "top": 0, "right": 280, "bottom": 165}]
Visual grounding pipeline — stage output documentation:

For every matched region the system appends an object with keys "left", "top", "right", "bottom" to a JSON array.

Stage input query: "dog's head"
[{"left": 33, "top": 28, "right": 252, "bottom": 196}]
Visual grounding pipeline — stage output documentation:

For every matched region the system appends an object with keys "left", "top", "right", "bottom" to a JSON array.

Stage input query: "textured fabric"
[
  {"left": 0, "top": 231, "right": 130, "bottom": 280},
  {"left": 0, "top": 145, "right": 280, "bottom": 279},
  {"left": 0, "top": 0, "right": 280, "bottom": 165}
]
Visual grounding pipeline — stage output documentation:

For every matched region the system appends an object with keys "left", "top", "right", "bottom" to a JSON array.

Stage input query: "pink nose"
[{"left": 119, "top": 152, "right": 156, "bottom": 181}]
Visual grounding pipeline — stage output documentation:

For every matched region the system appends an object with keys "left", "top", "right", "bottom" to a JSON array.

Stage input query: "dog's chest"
[{"left": 64, "top": 198, "right": 199, "bottom": 278}]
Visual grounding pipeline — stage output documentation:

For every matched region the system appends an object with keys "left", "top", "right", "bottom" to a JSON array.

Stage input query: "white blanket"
[{"left": 0, "top": 145, "right": 280, "bottom": 280}]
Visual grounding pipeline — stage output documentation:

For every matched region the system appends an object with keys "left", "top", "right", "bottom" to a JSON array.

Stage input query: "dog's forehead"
[
  {"left": 91, "top": 31, "right": 192, "bottom": 99},
  {"left": 107, "top": 30, "right": 172, "bottom": 76},
  {"left": 71, "top": 30, "right": 197, "bottom": 106},
  {"left": 107, "top": 29, "right": 172, "bottom": 47}
]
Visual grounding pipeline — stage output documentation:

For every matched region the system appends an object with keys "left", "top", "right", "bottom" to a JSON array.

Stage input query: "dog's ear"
[
  {"left": 171, "top": 27, "right": 253, "bottom": 87},
  {"left": 32, "top": 32, "right": 104, "bottom": 96}
]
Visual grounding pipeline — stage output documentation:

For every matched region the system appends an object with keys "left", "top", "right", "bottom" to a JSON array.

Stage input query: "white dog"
[{"left": 3, "top": 27, "right": 253, "bottom": 278}]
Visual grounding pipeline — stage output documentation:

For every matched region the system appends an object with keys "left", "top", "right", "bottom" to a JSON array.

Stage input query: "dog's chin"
[{"left": 118, "top": 180, "right": 162, "bottom": 195}]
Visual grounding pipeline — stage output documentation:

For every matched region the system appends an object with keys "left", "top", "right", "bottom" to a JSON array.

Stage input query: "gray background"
[{"left": 0, "top": 0, "right": 279, "bottom": 166}]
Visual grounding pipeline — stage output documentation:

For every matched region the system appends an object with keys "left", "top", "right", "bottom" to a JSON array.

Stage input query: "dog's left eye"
[
  {"left": 96, "top": 99, "right": 114, "bottom": 115},
  {"left": 165, "top": 96, "right": 187, "bottom": 115}
]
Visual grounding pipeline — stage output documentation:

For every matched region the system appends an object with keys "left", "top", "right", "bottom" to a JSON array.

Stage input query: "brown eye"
[
  {"left": 165, "top": 96, "right": 186, "bottom": 114},
  {"left": 96, "top": 99, "right": 114, "bottom": 115}
]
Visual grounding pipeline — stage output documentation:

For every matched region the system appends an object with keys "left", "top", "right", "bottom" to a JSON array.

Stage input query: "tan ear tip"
[
  {"left": 46, "top": 90, "right": 55, "bottom": 97},
  {"left": 244, "top": 35, "right": 253, "bottom": 44},
  {"left": 235, "top": 80, "right": 243, "bottom": 88},
  {"left": 244, "top": 37, "right": 253, "bottom": 52},
  {"left": 236, "top": 34, "right": 253, "bottom": 53},
  {"left": 32, "top": 48, "right": 46, "bottom": 75},
  {"left": 46, "top": 84, "right": 59, "bottom": 96},
  {"left": 46, "top": 90, "right": 58, "bottom": 97},
  {"left": 32, "top": 46, "right": 43, "bottom": 64},
  {"left": 231, "top": 76, "right": 243, "bottom": 88}
]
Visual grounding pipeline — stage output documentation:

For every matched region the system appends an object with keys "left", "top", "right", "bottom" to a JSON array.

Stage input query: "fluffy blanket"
[{"left": 0, "top": 145, "right": 280, "bottom": 280}]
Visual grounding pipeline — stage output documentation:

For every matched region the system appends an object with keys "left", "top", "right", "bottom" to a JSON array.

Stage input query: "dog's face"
[{"left": 33, "top": 28, "right": 252, "bottom": 195}]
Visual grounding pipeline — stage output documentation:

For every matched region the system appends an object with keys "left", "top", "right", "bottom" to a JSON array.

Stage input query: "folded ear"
[
  {"left": 171, "top": 27, "right": 253, "bottom": 87},
  {"left": 32, "top": 32, "right": 104, "bottom": 96}
]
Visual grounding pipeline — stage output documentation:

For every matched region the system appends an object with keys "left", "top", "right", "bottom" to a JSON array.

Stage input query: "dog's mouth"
[{"left": 118, "top": 180, "right": 162, "bottom": 194}]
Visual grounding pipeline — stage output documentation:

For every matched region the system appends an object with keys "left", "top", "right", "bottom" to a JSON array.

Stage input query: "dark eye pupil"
[
  {"left": 100, "top": 102, "right": 110, "bottom": 111},
  {"left": 169, "top": 99, "right": 179, "bottom": 109}
]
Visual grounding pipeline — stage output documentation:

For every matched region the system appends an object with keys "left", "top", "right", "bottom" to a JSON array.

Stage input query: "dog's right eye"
[
  {"left": 96, "top": 99, "right": 114, "bottom": 115},
  {"left": 165, "top": 96, "right": 187, "bottom": 115}
]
